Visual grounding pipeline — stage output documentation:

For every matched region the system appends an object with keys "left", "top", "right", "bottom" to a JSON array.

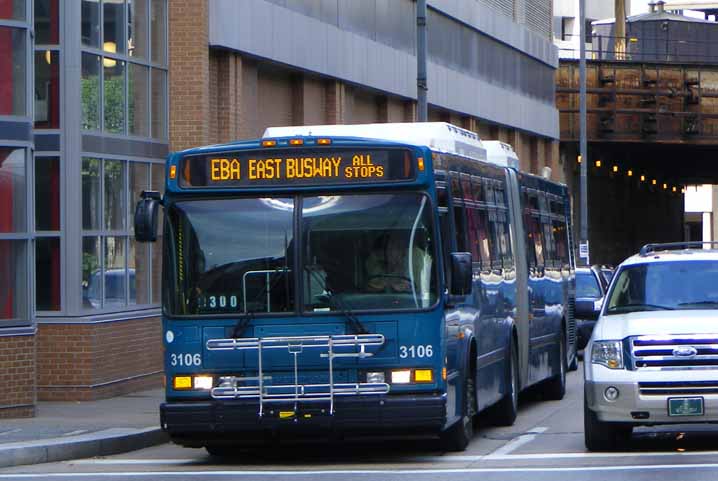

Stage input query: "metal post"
[
  {"left": 417, "top": 0, "right": 428, "bottom": 122},
  {"left": 579, "top": 0, "right": 589, "bottom": 265}
]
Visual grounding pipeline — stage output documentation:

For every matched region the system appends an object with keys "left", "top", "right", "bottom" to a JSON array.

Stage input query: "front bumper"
[
  {"left": 161, "top": 393, "right": 447, "bottom": 446},
  {"left": 585, "top": 366, "right": 718, "bottom": 424}
]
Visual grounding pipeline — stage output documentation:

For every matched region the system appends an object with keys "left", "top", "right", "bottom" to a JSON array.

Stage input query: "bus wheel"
[
  {"left": 440, "top": 366, "right": 475, "bottom": 452},
  {"left": 542, "top": 334, "right": 566, "bottom": 400},
  {"left": 491, "top": 340, "right": 518, "bottom": 426}
]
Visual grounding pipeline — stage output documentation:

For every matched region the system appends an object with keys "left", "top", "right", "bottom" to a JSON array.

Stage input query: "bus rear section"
[{"left": 143, "top": 139, "right": 458, "bottom": 450}]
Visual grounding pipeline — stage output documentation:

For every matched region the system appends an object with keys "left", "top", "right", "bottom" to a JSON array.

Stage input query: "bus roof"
[
  {"left": 482, "top": 141, "right": 520, "bottom": 170},
  {"left": 263, "top": 122, "right": 489, "bottom": 164}
]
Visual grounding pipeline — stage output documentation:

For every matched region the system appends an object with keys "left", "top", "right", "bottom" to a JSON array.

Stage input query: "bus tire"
[
  {"left": 542, "top": 333, "right": 566, "bottom": 400},
  {"left": 584, "top": 397, "right": 632, "bottom": 451},
  {"left": 491, "top": 339, "right": 518, "bottom": 426},
  {"left": 440, "top": 364, "right": 475, "bottom": 452}
]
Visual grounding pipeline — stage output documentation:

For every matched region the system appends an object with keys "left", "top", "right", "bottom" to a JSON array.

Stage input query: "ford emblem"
[{"left": 673, "top": 346, "right": 698, "bottom": 357}]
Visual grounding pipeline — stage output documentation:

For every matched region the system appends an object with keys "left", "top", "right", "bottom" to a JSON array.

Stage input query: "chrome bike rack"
[{"left": 206, "top": 334, "right": 389, "bottom": 416}]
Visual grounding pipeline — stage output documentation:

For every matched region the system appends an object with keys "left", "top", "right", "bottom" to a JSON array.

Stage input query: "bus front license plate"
[{"left": 668, "top": 397, "right": 704, "bottom": 417}]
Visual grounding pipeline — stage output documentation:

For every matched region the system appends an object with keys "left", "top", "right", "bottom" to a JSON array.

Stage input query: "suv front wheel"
[{"left": 584, "top": 396, "right": 632, "bottom": 451}]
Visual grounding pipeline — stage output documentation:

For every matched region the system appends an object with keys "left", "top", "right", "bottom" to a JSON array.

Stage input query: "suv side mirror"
[
  {"left": 134, "top": 191, "right": 162, "bottom": 242},
  {"left": 450, "top": 252, "right": 472, "bottom": 296}
]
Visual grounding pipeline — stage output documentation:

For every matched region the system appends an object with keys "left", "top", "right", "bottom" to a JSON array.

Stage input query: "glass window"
[
  {"left": 150, "top": 163, "right": 163, "bottom": 304},
  {"left": 82, "top": 157, "right": 100, "bottom": 230},
  {"left": 128, "top": 0, "right": 148, "bottom": 59},
  {"left": 576, "top": 271, "right": 601, "bottom": 299},
  {"left": 128, "top": 162, "right": 148, "bottom": 233},
  {"left": 0, "top": 0, "right": 25, "bottom": 20},
  {"left": 81, "top": 53, "right": 101, "bottom": 130},
  {"left": 104, "top": 59, "right": 125, "bottom": 134},
  {"left": 35, "top": 156, "right": 60, "bottom": 231},
  {"left": 0, "top": 240, "right": 28, "bottom": 324},
  {"left": 104, "top": 236, "right": 126, "bottom": 307},
  {"left": 34, "top": 50, "right": 60, "bottom": 128},
  {"left": 35, "top": 0, "right": 59, "bottom": 45},
  {"left": 81, "top": 0, "right": 100, "bottom": 47},
  {"left": 303, "top": 194, "right": 438, "bottom": 311},
  {"left": 128, "top": 63, "right": 149, "bottom": 137},
  {"left": 0, "top": 26, "right": 26, "bottom": 116},
  {"left": 104, "top": 159, "right": 125, "bottom": 230},
  {"left": 0, "top": 148, "right": 26, "bottom": 233},
  {"left": 165, "top": 198, "right": 295, "bottom": 315},
  {"left": 151, "top": 68, "right": 166, "bottom": 138},
  {"left": 36, "top": 237, "right": 60, "bottom": 311},
  {"left": 103, "top": 0, "right": 126, "bottom": 55},
  {"left": 150, "top": 0, "right": 166, "bottom": 65},
  {"left": 82, "top": 236, "right": 101, "bottom": 309},
  {"left": 129, "top": 238, "right": 148, "bottom": 305}
]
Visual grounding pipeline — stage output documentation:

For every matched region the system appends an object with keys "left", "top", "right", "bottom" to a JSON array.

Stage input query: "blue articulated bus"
[{"left": 134, "top": 122, "right": 576, "bottom": 454}]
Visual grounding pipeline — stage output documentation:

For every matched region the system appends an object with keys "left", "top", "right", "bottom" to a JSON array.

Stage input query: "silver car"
[{"left": 584, "top": 242, "right": 718, "bottom": 451}]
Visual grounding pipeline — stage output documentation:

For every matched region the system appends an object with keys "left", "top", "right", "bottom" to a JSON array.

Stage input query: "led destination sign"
[{"left": 180, "top": 148, "right": 416, "bottom": 188}]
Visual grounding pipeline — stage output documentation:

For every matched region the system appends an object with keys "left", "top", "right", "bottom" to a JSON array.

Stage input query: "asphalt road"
[{"left": 3, "top": 365, "right": 718, "bottom": 481}]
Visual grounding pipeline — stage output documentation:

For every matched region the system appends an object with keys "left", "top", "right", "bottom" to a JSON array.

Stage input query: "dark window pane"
[
  {"left": 0, "top": 26, "right": 26, "bottom": 116},
  {"left": 150, "top": 163, "right": 163, "bottom": 304},
  {"left": 81, "top": 53, "right": 100, "bottom": 130},
  {"left": 0, "top": 240, "right": 28, "bottom": 322},
  {"left": 151, "top": 68, "right": 166, "bottom": 138},
  {"left": 150, "top": 0, "right": 166, "bottom": 65},
  {"left": 128, "top": 0, "right": 148, "bottom": 59},
  {"left": 105, "top": 236, "right": 126, "bottom": 308},
  {"left": 129, "top": 162, "right": 148, "bottom": 233},
  {"left": 82, "top": 236, "right": 101, "bottom": 309},
  {"left": 81, "top": 0, "right": 100, "bottom": 47},
  {"left": 128, "top": 63, "right": 149, "bottom": 136},
  {"left": 82, "top": 157, "right": 100, "bottom": 230},
  {"left": 0, "top": 148, "right": 26, "bottom": 233},
  {"left": 36, "top": 237, "right": 60, "bottom": 311},
  {"left": 34, "top": 0, "right": 59, "bottom": 45},
  {"left": 35, "top": 156, "right": 60, "bottom": 231},
  {"left": 129, "top": 238, "right": 148, "bottom": 305},
  {"left": 103, "top": 0, "right": 126, "bottom": 55},
  {"left": 104, "top": 59, "right": 125, "bottom": 133},
  {"left": 34, "top": 50, "right": 60, "bottom": 128},
  {"left": 104, "top": 159, "right": 125, "bottom": 230},
  {"left": 0, "top": 0, "right": 25, "bottom": 20}
]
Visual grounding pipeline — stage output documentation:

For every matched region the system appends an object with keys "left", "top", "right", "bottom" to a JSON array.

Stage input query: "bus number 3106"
[
  {"left": 170, "top": 353, "right": 202, "bottom": 367},
  {"left": 399, "top": 345, "right": 433, "bottom": 359}
]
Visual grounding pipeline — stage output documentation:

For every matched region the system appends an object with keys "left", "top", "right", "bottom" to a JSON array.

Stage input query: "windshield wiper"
[
  {"left": 608, "top": 303, "right": 674, "bottom": 312},
  {"left": 305, "top": 266, "right": 368, "bottom": 335},
  {"left": 677, "top": 301, "right": 718, "bottom": 307}
]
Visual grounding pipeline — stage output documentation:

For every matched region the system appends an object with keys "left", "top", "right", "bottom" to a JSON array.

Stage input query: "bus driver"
[{"left": 365, "top": 234, "right": 428, "bottom": 294}]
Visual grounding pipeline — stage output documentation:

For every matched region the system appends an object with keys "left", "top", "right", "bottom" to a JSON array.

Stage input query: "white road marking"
[
  {"left": 485, "top": 426, "right": 548, "bottom": 458},
  {"left": 61, "top": 430, "right": 89, "bottom": 437},
  {"left": 6, "top": 464, "right": 718, "bottom": 477},
  {"left": 0, "top": 429, "right": 21, "bottom": 436}
]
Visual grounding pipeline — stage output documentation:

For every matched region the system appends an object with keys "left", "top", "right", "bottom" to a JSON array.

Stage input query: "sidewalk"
[{"left": 0, "top": 388, "right": 168, "bottom": 469}]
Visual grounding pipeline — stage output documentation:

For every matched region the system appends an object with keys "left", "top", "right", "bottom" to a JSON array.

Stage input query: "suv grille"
[
  {"left": 631, "top": 335, "right": 718, "bottom": 369},
  {"left": 639, "top": 381, "right": 718, "bottom": 396}
]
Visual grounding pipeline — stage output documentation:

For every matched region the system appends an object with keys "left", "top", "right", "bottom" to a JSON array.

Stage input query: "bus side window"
[
  {"left": 450, "top": 172, "right": 469, "bottom": 252},
  {"left": 436, "top": 185, "right": 453, "bottom": 288}
]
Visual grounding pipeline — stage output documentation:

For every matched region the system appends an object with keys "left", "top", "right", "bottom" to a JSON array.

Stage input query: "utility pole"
[
  {"left": 417, "top": 0, "right": 428, "bottom": 122},
  {"left": 579, "top": 0, "right": 589, "bottom": 265},
  {"left": 615, "top": 0, "right": 627, "bottom": 59}
]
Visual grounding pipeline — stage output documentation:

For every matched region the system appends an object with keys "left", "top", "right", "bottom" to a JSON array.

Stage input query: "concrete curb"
[{"left": 0, "top": 427, "right": 169, "bottom": 469}]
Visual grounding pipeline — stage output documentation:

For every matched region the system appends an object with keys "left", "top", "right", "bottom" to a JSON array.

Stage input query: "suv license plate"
[{"left": 668, "top": 397, "right": 704, "bottom": 416}]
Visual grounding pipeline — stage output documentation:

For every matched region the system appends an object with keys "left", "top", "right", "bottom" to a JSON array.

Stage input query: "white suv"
[{"left": 584, "top": 243, "right": 718, "bottom": 451}]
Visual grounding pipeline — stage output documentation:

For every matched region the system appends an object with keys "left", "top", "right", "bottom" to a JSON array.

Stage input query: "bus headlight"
[
  {"left": 391, "top": 370, "right": 412, "bottom": 384},
  {"left": 591, "top": 341, "right": 624, "bottom": 369},
  {"left": 193, "top": 375, "right": 214, "bottom": 390}
]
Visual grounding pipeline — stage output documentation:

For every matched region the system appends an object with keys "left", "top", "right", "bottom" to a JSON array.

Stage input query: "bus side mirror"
[
  {"left": 450, "top": 252, "right": 472, "bottom": 296},
  {"left": 134, "top": 191, "right": 162, "bottom": 242}
]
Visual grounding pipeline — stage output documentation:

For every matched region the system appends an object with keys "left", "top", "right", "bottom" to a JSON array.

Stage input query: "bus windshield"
[{"left": 164, "top": 193, "right": 438, "bottom": 316}]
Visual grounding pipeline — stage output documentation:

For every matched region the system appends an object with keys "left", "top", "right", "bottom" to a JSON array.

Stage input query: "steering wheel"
[{"left": 367, "top": 274, "right": 414, "bottom": 293}]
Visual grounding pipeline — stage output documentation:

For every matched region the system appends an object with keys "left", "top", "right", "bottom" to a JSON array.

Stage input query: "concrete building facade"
[{"left": 171, "top": 0, "right": 562, "bottom": 180}]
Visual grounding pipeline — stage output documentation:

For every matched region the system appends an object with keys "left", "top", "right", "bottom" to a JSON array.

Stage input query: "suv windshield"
[
  {"left": 605, "top": 260, "right": 718, "bottom": 314},
  {"left": 576, "top": 271, "right": 601, "bottom": 298},
  {"left": 164, "top": 193, "right": 438, "bottom": 316}
]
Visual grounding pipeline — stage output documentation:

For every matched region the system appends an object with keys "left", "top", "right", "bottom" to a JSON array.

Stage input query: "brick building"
[
  {"left": 0, "top": 0, "right": 560, "bottom": 417},
  {"left": 0, "top": 0, "right": 168, "bottom": 417}
]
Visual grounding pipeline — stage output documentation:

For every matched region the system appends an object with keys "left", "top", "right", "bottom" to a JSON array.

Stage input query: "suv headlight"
[{"left": 591, "top": 340, "right": 624, "bottom": 369}]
